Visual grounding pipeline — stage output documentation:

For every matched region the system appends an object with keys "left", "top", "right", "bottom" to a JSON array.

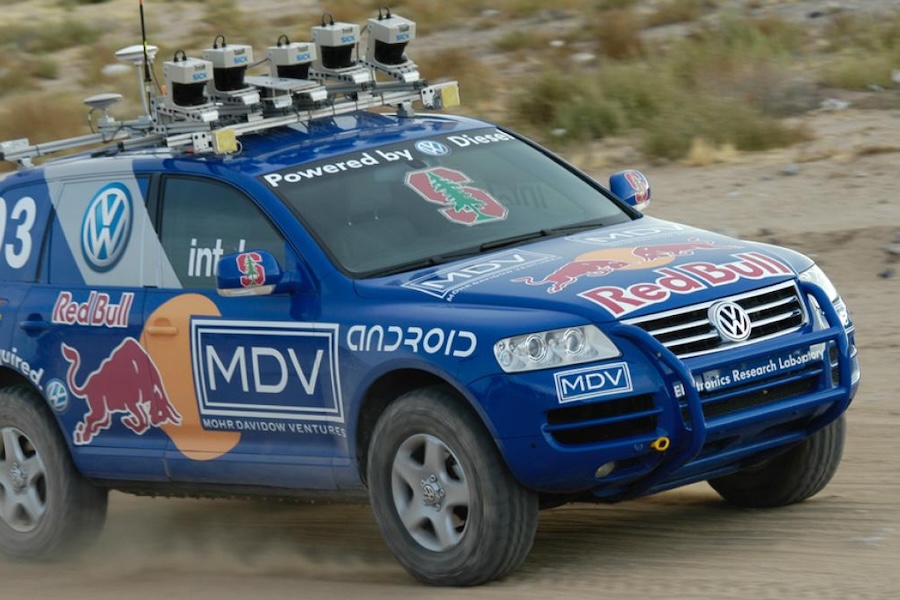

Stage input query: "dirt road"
[{"left": 2, "top": 109, "right": 899, "bottom": 599}]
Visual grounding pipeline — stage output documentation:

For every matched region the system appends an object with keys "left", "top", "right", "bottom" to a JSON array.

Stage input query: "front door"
[{"left": 145, "top": 175, "right": 344, "bottom": 489}]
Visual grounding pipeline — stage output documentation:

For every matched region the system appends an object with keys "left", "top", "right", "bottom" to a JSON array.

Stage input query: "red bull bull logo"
[
  {"left": 61, "top": 338, "right": 182, "bottom": 445},
  {"left": 513, "top": 259, "right": 630, "bottom": 293},
  {"left": 514, "top": 239, "right": 731, "bottom": 293}
]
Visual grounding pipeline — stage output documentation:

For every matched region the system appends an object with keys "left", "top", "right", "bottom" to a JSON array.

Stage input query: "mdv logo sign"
[
  {"left": 81, "top": 182, "right": 133, "bottom": 272},
  {"left": 554, "top": 362, "right": 633, "bottom": 403}
]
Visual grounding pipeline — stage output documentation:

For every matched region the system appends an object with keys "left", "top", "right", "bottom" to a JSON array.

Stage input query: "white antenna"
[{"left": 115, "top": 43, "right": 158, "bottom": 119}]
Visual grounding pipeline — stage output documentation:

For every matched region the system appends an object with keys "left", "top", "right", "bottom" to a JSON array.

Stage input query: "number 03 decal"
[{"left": 0, "top": 196, "right": 37, "bottom": 269}]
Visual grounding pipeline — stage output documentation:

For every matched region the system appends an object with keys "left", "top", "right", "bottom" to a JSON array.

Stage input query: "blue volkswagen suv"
[{"left": 0, "top": 9, "right": 859, "bottom": 586}]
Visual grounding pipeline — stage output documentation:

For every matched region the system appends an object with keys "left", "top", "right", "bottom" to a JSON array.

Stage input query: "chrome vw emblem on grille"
[{"left": 709, "top": 301, "right": 752, "bottom": 342}]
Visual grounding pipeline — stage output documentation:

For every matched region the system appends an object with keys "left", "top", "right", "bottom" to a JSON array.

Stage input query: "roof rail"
[{"left": 0, "top": 8, "right": 459, "bottom": 169}]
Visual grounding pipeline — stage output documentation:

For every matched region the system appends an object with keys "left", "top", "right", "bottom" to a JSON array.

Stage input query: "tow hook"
[{"left": 650, "top": 436, "right": 671, "bottom": 452}]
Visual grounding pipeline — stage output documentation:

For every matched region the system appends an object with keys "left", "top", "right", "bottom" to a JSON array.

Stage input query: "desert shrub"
[
  {"left": 511, "top": 70, "right": 579, "bottom": 131},
  {"left": 455, "top": 6, "right": 822, "bottom": 158},
  {"left": 589, "top": 8, "right": 645, "bottom": 59},
  {"left": 823, "top": 11, "right": 900, "bottom": 53},
  {"left": 0, "top": 19, "right": 98, "bottom": 53},
  {"left": 643, "top": 96, "right": 809, "bottom": 159},
  {"left": 0, "top": 93, "right": 88, "bottom": 152},
  {"left": 416, "top": 48, "right": 494, "bottom": 107},
  {"left": 645, "top": 0, "right": 716, "bottom": 27},
  {"left": 0, "top": 59, "right": 39, "bottom": 97},
  {"left": 820, "top": 53, "right": 899, "bottom": 90},
  {"left": 33, "top": 56, "right": 59, "bottom": 80},
  {"left": 593, "top": 0, "right": 639, "bottom": 9}
]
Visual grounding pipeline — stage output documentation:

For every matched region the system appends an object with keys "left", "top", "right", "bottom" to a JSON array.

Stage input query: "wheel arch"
[
  {"left": 0, "top": 367, "right": 71, "bottom": 447},
  {"left": 354, "top": 368, "right": 492, "bottom": 486}
]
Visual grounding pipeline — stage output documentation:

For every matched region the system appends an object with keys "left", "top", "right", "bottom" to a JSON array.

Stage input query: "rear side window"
[{"left": 0, "top": 182, "right": 50, "bottom": 283}]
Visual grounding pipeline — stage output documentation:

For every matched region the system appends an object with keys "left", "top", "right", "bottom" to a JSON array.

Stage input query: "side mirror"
[
  {"left": 609, "top": 169, "right": 651, "bottom": 212},
  {"left": 216, "top": 250, "right": 288, "bottom": 297}
]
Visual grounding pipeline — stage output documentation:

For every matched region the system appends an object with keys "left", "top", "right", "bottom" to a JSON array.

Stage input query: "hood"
[{"left": 355, "top": 218, "right": 809, "bottom": 322}]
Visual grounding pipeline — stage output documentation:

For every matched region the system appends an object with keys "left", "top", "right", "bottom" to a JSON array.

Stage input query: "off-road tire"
[
  {"left": 709, "top": 414, "right": 846, "bottom": 508},
  {"left": 367, "top": 386, "right": 538, "bottom": 586},
  {"left": 0, "top": 384, "right": 108, "bottom": 559}
]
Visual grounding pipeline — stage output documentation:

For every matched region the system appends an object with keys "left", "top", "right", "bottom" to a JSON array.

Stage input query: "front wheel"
[
  {"left": 367, "top": 386, "right": 538, "bottom": 586},
  {"left": 0, "top": 385, "right": 108, "bottom": 559},
  {"left": 709, "top": 414, "right": 846, "bottom": 508}
]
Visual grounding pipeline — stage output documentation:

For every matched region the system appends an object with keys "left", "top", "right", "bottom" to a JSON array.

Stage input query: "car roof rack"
[{"left": 0, "top": 7, "right": 459, "bottom": 169}]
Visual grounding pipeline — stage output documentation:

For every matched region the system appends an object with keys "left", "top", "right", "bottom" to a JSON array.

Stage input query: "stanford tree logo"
[{"left": 405, "top": 167, "right": 507, "bottom": 226}]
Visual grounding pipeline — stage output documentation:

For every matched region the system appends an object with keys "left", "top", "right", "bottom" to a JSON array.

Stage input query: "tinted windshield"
[{"left": 264, "top": 127, "right": 634, "bottom": 276}]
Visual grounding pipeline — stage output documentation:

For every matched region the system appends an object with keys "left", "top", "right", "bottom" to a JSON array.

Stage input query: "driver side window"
[{"left": 158, "top": 177, "right": 286, "bottom": 290}]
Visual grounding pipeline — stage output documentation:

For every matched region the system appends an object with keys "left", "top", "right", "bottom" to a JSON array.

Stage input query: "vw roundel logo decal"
[
  {"left": 81, "top": 182, "right": 133, "bottom": 272},
  {"left": 709, "top": 301, "right": 752, "bottom": 343},
  {"left": 415, "top": 140, "right": 451, "bottom": 156}
]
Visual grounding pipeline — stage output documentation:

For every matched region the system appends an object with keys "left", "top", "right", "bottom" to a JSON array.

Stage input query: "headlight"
[
  {"left": 799, "top": 264, "right": 850, "bottom": 327},
  {"left": 494, "top": 325, "right": 620, "bottom": 373}
]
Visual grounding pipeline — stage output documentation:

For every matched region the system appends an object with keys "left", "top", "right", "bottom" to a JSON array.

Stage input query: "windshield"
[{"left": 264, "top": 127, "right": 634, "bottom": 276}]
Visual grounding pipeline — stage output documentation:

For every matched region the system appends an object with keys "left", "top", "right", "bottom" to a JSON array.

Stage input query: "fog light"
[{"left": 594, "top": 461, "right": 616, "bottom": 479}]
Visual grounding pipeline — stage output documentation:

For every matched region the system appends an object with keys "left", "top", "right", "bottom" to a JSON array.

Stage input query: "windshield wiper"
[
  {"left": 541, "top": 219, "right": 610, "bottom": 236},
  {"left": 364, "top": 246, "right": 486, "bottom": 278},
  {"left": 478, "top": 220, "right": 610, "bottom": 252},
  {"left": 364, "top": 220, "right": 612, "bottom": 278},
  {"left": 478, "top": 230, "right": 550, "bottom": 252},
  {"left": 364, "top": 257, "right": 441, "bottom": 278}
]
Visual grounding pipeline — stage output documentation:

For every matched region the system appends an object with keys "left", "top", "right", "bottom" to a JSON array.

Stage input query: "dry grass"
[
  {"left": 684, "top": 138, "right": 738, "bottom": 166},
  {"left": 645, "top": 0, "right": 716, "bottom": 27},
  {"left": 2, "top": 0, "right": 899, "bottom": 165},
  {"left": 0, "top": 19, "right": 98, "bottom": 53},
  {"left": 416, "top": 48, "right": 496, "bottom": 109},
  {"left": 0, "top": 93, "right": 92, "bottom": 172},
  {"left": 590, "top": 8, "right": 645, "bottom": 60}
]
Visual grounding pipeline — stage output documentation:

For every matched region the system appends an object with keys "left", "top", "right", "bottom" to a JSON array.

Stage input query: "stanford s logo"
[
  {"left": 405, "top": 167, "right": 507, "bottom": 226},
  {"left": 81, "top": 182, "right": 133, "bottom": 272},
  {"left": 237, "top": 251, "right": 266, "bottom": 287}
]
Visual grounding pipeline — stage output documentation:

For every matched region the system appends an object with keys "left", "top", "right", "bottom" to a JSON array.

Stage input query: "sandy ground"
[
  {"left": 0, "top": 107, "right": 897, "bottom": 599},
  {"left": 3, "top": 0, "right": 900, "bottom": 597}
]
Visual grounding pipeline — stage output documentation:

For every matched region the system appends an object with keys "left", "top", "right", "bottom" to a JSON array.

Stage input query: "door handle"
[
  {"left": 19, "top": 318, "right": 50, "bottom": 332},
  {"left": 146, "top": 325, "right": 178, "bottom": 336},
  {"left": 146, "top": 318, "right": 178, "bottom": 336}
]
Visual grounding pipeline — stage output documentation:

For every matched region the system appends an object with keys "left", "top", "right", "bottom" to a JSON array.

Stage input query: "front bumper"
[{"left": 485, "top": 282, "right": 859, "bottom": 499}]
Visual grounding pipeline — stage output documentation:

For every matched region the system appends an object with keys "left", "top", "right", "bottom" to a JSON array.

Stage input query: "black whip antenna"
[{"left": 140, "top": 0, "right": 152, "bottom": 85}]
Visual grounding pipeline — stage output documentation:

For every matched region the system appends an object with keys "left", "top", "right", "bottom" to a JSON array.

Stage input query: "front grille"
[
  {"left": 701, "top": 372, "right": 820, "bottom": 420},
  {"left": 546, "top": 394, "right": 659, "bottom": 446},
  {"left": 625, "top": 281, "right": 806, "bottom": 358}
]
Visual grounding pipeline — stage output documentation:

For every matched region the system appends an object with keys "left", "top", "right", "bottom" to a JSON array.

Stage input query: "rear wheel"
[
  {"left": 0, "top": 385, "right": 108, "bottom": 559},
  {"left": 367, "top": 386, "right": 538, "bottom": 586},
  {"left": 709, "top": 414, "right": 846, "bottom": 508}
]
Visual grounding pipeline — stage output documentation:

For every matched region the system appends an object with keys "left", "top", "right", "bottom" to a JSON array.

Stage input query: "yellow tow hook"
[{"left": 650, "top": 436, "right": 671, "bottom": 452}]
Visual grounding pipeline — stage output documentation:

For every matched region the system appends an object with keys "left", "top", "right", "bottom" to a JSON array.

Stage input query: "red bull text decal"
[
  {"left": 580, "top": 252, "right": 792, "bottom": 317},
  {"left": 62, "top": 338, "right": 182, "bottom": 445},
  {"left": 52, "top": 291, "right": 134, "bottom": 328},
  {"left": 405, "top": 167, "right": 508, "bottom": 226}
]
